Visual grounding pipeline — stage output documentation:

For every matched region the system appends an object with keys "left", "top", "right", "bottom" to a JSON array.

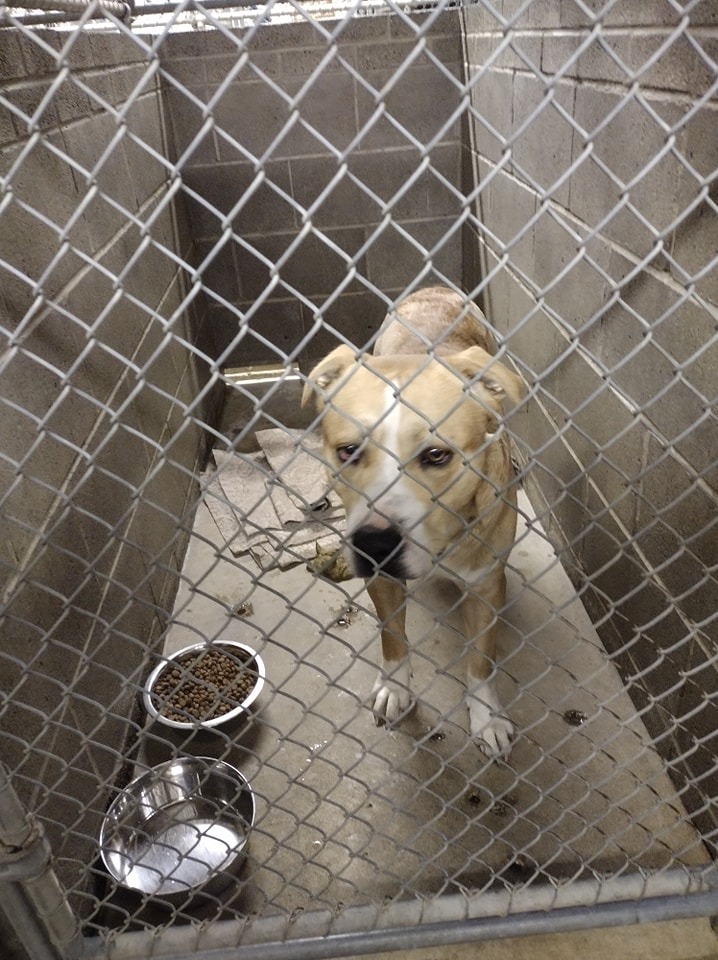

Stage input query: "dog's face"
[{"left": 303, "top": 346, "right": 524, "bottom": 580}]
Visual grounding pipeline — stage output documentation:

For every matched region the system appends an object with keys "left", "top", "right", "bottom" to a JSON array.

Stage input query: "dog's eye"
[
  {"left": 419, "top": 447, "right": 453, "bottom": 468},
  {"left": 337, "top": 444, "right": 361, "bottom": 464}
]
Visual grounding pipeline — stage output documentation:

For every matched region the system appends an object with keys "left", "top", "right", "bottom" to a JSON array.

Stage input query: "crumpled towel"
[{"left": 202, "top": 427, "right": 345, "bottom": 570}]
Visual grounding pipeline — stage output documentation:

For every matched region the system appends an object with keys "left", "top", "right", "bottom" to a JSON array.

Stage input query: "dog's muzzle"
[{"left": 352, "top": 524, "right": 407, "bottom": 579}]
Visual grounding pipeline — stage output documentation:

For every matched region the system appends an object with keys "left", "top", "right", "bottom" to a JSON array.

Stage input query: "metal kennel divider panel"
[{"left": 0, "top": 1, "right": 716, "bottom": 959}]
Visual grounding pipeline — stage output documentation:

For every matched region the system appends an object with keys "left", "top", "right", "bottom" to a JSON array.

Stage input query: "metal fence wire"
[{"left": 1, "top": 0, "right": 717, "bottom": 958}]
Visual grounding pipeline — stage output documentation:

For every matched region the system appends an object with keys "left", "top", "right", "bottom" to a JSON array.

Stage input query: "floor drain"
[
  {"left": 334, "top": 605, "right": 359, "bottom": 627},
  {"left": 563, "top": 709, "right": 587, "bottom": 726},
  {"left": 233, "top": 600, "right": 254, "bottom": 617}
]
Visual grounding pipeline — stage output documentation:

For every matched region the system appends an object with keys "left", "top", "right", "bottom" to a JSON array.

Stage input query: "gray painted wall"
[
  {"left": 0, "top": 27, "right": 218, "bottom": 907},
  {"left": 463, "top": 0, "right": 718, "bottom": 836},
  {"left": 160, "top": 12, "right": 466, "bottom": 364}
]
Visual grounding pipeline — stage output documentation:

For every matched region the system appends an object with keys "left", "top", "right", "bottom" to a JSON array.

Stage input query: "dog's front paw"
[
  {"left": 371, "top": 662, "right": 413, "bottom": 726},
  {"left": 468, "top": 687, "right": 514, "bottom": 758}
]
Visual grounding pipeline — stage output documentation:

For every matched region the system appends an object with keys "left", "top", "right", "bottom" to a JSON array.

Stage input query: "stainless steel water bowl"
[
  {"left": 143, "top": 640, "right": 265, "bottom": 732},
  {"left": 100, "top": 757, "right": 255, "bottom": 900}
]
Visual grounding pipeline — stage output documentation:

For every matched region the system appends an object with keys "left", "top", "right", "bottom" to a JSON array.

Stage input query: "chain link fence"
[{"left": 1, "top": 1, "right": 717, "bottom": 958}]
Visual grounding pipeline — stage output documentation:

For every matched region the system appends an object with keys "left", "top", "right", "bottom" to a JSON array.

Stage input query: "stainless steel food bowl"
[
  {"left": 142, "top": 640, "right": 265, "bottom": 733},
  {"left": 100, "top": 757, "right": 255, "bottom": 900}
]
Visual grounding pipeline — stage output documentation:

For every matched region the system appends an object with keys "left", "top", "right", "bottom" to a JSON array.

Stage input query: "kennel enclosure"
[{"left": 1, "top": 1, "right": 717, "bottom": 958}]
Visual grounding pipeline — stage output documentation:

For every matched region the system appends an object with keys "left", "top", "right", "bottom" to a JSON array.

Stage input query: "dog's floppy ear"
[
  {"left": 301, "top": 344, "right": 356, "bottom": 410},
  {"left": 449, "top": 346, "right": 526, "bottom": 408}
]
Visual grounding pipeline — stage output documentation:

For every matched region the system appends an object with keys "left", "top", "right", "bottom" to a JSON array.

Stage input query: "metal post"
[{"left": 0, "top": 764, "right": 83, "bottom": 960}]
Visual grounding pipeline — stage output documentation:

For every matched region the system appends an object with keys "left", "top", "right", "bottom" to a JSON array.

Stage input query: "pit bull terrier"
[{"left": 302, "top": 286, "right": 525, "bottom": 756}]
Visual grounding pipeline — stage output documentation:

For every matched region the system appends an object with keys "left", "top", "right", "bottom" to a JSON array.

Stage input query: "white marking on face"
[
  {"left": 344, "top": 383, "right": 434, "bottom": 578},
  {"left": 373, "top": 383, "right": 403, "bottom": 505},
  {"left": 345, "top": 382, "right": 409, "bottom": 531}
]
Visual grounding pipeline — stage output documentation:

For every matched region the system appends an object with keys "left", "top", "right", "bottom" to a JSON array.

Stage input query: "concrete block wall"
[
  {"left": 0, "top": 28, "right": 217, "bottom": 904},
  {"left": 463, "top": 0, "right": 718, "bottom": 835},
  {"left": 159, "top": 11, "right": 465, "bottom": 366}
]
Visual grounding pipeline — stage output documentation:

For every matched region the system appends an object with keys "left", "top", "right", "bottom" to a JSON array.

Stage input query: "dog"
[{"left": 302, "top": 286, "right": 525, "bottom": 756}]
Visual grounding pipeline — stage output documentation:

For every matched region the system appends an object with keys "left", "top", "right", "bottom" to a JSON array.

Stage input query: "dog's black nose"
[{"left": 352, "top": 524, "right": 405, "bottom": 578}]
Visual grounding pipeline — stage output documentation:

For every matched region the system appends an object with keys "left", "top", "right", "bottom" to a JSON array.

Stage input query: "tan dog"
[{"left": 302, "top": 286, "right": 525, "bottom": 756}]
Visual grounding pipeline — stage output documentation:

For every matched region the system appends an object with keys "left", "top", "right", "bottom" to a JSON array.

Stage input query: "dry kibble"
[{"left": 152, "top": 647, "right": 257, "bottom": 723}]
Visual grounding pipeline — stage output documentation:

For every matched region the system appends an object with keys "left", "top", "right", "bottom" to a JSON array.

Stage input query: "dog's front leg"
[
  {"left": 462, "top": 573, "right": 514, "bottom": 757},
  {"left": 366, "top": 575, "right": 413, "bottom": 725}
]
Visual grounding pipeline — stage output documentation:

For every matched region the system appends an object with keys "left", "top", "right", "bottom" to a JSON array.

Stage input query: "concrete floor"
[
  {"left": 112, "top": 375, "right": 714, "bottom": 950},
  {"left": 328, "top": 917, "right": 718, "bottom": 960},
  {"left": 137, "top": 420, "right": 712, "bottom": 935}
]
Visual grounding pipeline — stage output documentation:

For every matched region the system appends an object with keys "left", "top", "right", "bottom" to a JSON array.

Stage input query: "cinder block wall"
[
  {"left": 463, "top": 1, "right": 718, "bottom": 835},
  {"left": 160, "top": 12, "right": 465, "bottom": 365},
  {"left": 0, "top": 29, "right": 217, "bottom": 902}
]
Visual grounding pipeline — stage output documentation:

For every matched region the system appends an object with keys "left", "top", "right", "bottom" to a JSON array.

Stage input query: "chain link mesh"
[{"left": 0, "top": 1, "right": 716, "bottom": 957}]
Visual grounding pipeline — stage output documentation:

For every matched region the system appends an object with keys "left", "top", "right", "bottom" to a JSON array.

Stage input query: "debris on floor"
[
  {"left": 202, "top": 427, "right": 344, "bottom": 569},
  {"left": 306, "top": 543, "right": 354, "bottom": 582}
]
